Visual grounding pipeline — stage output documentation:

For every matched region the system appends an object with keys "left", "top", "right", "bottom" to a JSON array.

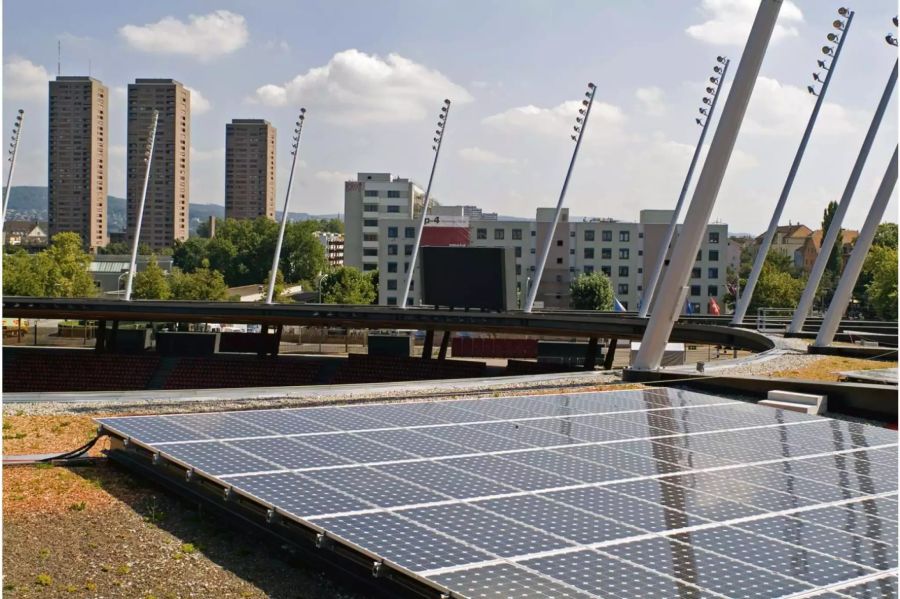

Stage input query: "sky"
[{"left": 2, "top": 0, "right": 898, "bottom": 233}]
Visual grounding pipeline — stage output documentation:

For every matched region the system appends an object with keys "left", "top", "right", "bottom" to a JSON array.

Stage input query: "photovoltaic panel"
[{"left": 97, "top": 388, "right": 899, "bottom": 598}]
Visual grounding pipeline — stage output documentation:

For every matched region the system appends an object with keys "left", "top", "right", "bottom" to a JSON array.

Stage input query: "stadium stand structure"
[
  {"left": 162, "top": 357, "right": 319, "bottom": 390},
  {"left": 3, "top": 351, "right": 160, "bottom": 392},
  {"left": 331, "top": 353, "right": 487, "bottom": 384}
]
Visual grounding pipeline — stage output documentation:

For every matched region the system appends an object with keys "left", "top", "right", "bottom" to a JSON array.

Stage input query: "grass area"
[
  {"left": 2, "top": 415, "right": 108, "bottom": 457},
  {"left": 768, "top": 356, "right": 897, "bottom": 382}
]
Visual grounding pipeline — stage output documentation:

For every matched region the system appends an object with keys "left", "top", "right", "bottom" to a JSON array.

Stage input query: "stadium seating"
[
  {"left": 162, "top": 357, "right": 319, "bottom": 390},
  {"left": 505, "top": 359, "right": 579, "bottom": 376},
  {"left": 331, "top": 354, "right": 486, "bottom": 384},
  {"left": 3, "top": 351, "right": 160, "bottom": 392},
  {"left": 451, "top": 337, "right": 538, "bottom": 359}
]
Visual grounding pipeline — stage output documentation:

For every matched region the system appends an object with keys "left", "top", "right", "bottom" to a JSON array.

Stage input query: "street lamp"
[
  {"left": 1, "top": 109, "right": 24, "bottom": 224},
  {"left": 316, "top": 272, "right": 328, "bottom": 304},
  {"left": 640, "top": 57, "right": 730, "bottom": 318},
  {"left": 267, "top": 108, "right": 307, "bottom": 304},
  {"left": 400, "top": 99, "right": 452, "bottom": 309},
  {"left": 733, "top": 7, "right": 855, "bottom": 325},
  {"left": 523, "top": 82, "right": 596, "bottom": 313}
]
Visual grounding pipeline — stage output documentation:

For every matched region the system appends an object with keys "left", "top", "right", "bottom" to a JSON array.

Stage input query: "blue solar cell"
[
  {"left": 100, "top": 388, "right": 900, "bottom": 598},
  {"left": 310, "top": 512, "right": 492, "bottom": 572}
]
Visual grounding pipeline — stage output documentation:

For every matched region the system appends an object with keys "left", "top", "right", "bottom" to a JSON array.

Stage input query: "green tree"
[
  {"left": 863, "top": 245, "right": 898, "bottom": 320},
  {"left": 320, "top": 266, "right": 376, "bottom": 304},
  {"left": 368, "top": 269, "right": 379, "bottom": 305},
  {"left": 747, "top": 261, "right": 805, "bottom": 312},
  {"left": 261, "top": 269, "right": 288, "bottom": 302},
  {"left": 822, "top": 201, "right": 843, "bottom": 278},
  {"left": 172, "top": 237, "right": 211, "bottom": 273},
  {"left": 98, "top": 241, "right": 152, "bottom": 255},
  {"left": 282, "top": 220, "right": 327, "bottom": 283},
  {"left": 872, "top": 222, "right": 898, "bottom": 249},
  {"left": 43, "top": 233, "right": 97, "bottom": 297},
  {"left": 569, "top": 272, "right": 614, "bottom": 310},
  {"left": 131, "top": 256, "right": 171, "bottom": 300},
  {"left": 169, "top": 261, "right": 228, "bottom": 300},
  {"left": 2, "top": 249, "right": 50, "bottom": 296}
]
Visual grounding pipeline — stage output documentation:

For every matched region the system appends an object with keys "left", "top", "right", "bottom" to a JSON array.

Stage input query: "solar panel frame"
[{"left": 97, "top": 388, "right": 899, "bottom": 599}]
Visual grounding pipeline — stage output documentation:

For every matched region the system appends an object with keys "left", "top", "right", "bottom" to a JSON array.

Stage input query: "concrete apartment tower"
[
  {"left": 225, "top": 119, "right": 276, "bottom": 220},
  {"left": 48, "top": 76, "right": 109, "bottom": 251},
  {"left": 126, "top": 79, "right": 190, "bottom": 249}
]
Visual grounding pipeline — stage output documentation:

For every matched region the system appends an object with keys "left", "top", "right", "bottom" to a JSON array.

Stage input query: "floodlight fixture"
[
  {"left": 706, "top": 86, "right": 715, "bottom": 94},
  {"left": 571, "top": 134, "right": 577, "bottom": 140},
  {"left": 818, "top": 60, "right": 829, "bottom": 70},
  {"left": 822, "top": 46, "right": 834, "bottom": 55},
  {"left": 827, "top": 33, "right": 840, "bottom": 43},
  {"left": 833, "top": 20, "right": 844, "bottom": 30},
  {"left": 837, "top": 7, "right": 849, "bottom": 16},
  {"left": 893, "top": 16, "right": 898, "bottom": 26},
  {"left": 709, "top": 76, "right": 719, "bottom": 84},
  {"left": 714, "top": 66, "right": 723, "bottom": 74},
  {"left": 573, "top": 125, "right": 580, "bottom": 132},
  {"left": 582, "top": 100, "right": 589, "bottom": 106},
  {"left": 813, "top": 73, "right": 821, "bottom": 82},
  {"left": 702, "top": 97, "right": 711, "bottom": 105},
  {"left": 699, "top": 107, "right": 708, "bottom": 115},
  {"left": 695, "top": 118, "right": 703, "bottom": 126},
  {"left": 807, "top": 85, "right": 818, "bottom": 96},
  {"left": 888, "top": 34, "right": 899, "bottom": 46},
  {"left": 716, "top": 55, "right": 726, "bottom": 63}
]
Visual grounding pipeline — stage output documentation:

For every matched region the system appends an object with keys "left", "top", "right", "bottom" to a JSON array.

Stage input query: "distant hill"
[{"left": 4, "top": 187, "right": 342, "bottom": 234}]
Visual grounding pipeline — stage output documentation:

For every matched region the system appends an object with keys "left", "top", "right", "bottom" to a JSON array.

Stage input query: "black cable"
[{"left": 38, "top": 432, "right": 107, "bottom": 463}]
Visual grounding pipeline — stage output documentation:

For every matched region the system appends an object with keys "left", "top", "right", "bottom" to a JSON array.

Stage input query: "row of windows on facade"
[
  {"left": 363, "top": 204, "right": 404, "bottom": 213},
  {"left": 363, "top": 190, "right": 406, "bottom": 198}
]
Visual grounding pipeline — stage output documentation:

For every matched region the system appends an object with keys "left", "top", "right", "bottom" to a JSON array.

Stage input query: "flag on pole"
[
  {"left": 708, "top": 297, "right": 721, "bottom": 316},
  {"left": 684, "top": 300, "right": 694, "bottom": 315},
  {"left": 636, "top": 294, "right": 644, "bottom": 313},
  {"left": 613, "top": 297, "right": 626, "bottom": 312}
]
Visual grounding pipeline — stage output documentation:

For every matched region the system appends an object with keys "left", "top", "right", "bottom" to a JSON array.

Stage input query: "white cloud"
[
  {"left": 459, "top": 147, "right": 516, "bottom": 165},
  {"left": 3, "top": 56, "right": 50, "bottom": 101},
  {"left": 483, "top": 100, "right": 625, "bottom": 138},
  {"left": 635, "top": 87, "right": 666, "bottom": 117},
  {"left": 119, "top": 10, "right": 248, "bottom": 60},
  {"left": 744, "top": 76, "right": 858, "bottom": 137},
  {"left": 686, "top": 0, "right": 804, "bottom": 46},
  {"left": 250, "top": 49, "right": 472, "bottom": 124},
  {"left": 186, "top": 86, "right": 211, "bottom": 114}
]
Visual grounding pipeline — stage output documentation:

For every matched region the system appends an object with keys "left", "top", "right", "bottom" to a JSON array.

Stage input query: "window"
[
  {"left": 531, "top": 230, "right": 536, "bottom": 237},
  {"left": 364, "top": 190, "right": 378, "bottom": 197},
  {"left": 584, "top": 248, "right": 595, "bottom": 259},
  {"left": 569, "top": 249, "right": 575, "bottom": 255},
  {"left": 512, "top": 229, "right": 523, "bottom": 240},
  {"left": 691, "top": 267, "right": 701, "bottom": 279},
  {"left": 387, "top": 279, "right": 397, "bottom": 290},
  {"left": 602, "top": 230, "right": 612, "bottom": 242},
  {"left": 618, "top": 283, "right": 629, "bottom": 294},
  {"left": 619, "top": 231, "right": 630, "bottom": 242},
  {"left": 387, "top": 244, "right": 398, "bottom": 255},
  {"left": 601, "top": 266, "right": 611, "bottom": 276},
  {"left": 556, "top": 258, "right": 563, "bottom": 264},
  {"left": 530, "top": 248, "right": 536, "bottom": 254},
  {"left": 709, "top": 250, "right": 719, "bottom": 261},
  {"left": 363, "top": 219, "right": 377, "bottom": 227},
  {"left": 584, "top": 265, "right": 594, "bottom": 274},
  {"left": 363, "top": 248, "right": 378, "bottom": 257},
  {"left": 514, "top": 247, "right": 522, "bottom": 258},
  {"left": 363, "top": 263, "right": 377, "bottom": 271},
  {"left": 690, "top": 285, "right": 701, "bottom": 297},
  {"left": 618, "top": 248, "right": 629, "bottom": 259},
  {"left": 363, "top": 233, "right": 378, "bottom": 242},
  {"left": 618, "top": 266, "right": 629, "bottom": 277},
  {"left": 584, "top": 230, "right": 595, "bottom": 241},
  {"left": 709, "top": 231, "right": 720, "bottom": 244},
  {"left": 387, "top": 297, "right": 397, "bottom": 305},
  {"left": 387, "top": 190, "right": 401, "bottom": 198},
  {"left": 387, "top": 262, "right": 398, "bottom": 273},
  {"left": 405, "top": 226, "right": 415, "bottom": 238},
  {"left": 404, "top": 244, "right": 413, "bottom": 256},
  {"left": 601, "top": 248, "right": 612, "bottom": 260},
  {"left": 515, "top": 264, "right": 522, "bottom": 275},
  {"left": 387, "top": 226, "right": 398, "bottom": 238},
  {"left": 556, "top": 240, "right": 563, "bottom": 246},
  {"left": 696, "top": 250, "right": 702, "bottom": 261},
  {"left": 708, "top": 267, "right": 719, "bottom": 279},
  {"left": 708, "top": 285, "right": 718, "bottom": 297},
  {"left": 386, "top": 205, "right": 401, "bottom": 213},
  {"left": 476, "top": 228, "right": 487, "bottom": 240},
  {"left": 494, "top": 229, "right": 505, "bottom": 240},
  {"left": 690, "top": 302, "right": 701, "bottom": 314},
  {"left": 363, "top": 204, "right": 378, "bottom": 212}
]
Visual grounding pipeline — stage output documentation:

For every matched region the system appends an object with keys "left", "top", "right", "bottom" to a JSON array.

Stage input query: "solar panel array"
[{"left": 97, "top": 388, "right": 899, "bottom": 598}]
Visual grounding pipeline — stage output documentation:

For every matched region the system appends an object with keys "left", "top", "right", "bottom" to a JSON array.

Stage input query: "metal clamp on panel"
[
  {"left": 185, "top": 469, "right": 194, "bottom": 482},
  {"left": 265, "top": 508, "right": 277, "bottom": 524},
  {"left": 223, "top": 487, "right": 233, "bottom": 501},
  {"left": 314, "top": 531, "right": 328, "bottom": 549},
  {"left": 371, "top": 561, "right": 383, "bottom": 578}
]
